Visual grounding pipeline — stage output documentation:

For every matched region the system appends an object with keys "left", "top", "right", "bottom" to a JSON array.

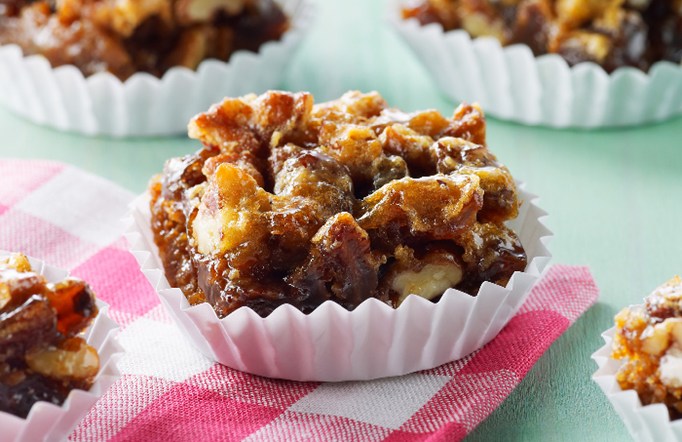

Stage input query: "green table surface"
[{"left": 2, "top": 1, "right": 681, "bottom": 440}]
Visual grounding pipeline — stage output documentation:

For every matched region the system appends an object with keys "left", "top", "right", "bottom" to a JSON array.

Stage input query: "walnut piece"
[
  {"left": 386, "top": 246, "right": 463, "bottom": 305},
  {"left": 151, "top": 91, "right": 527, "bottom": 318},
  {"left": 612, "top": 277, "right": 682, "bottom": 419},
  {"left": 0, "top": 253, "right": 99, "bottom": 419},
  {"left": 175, "top": 0, "right": 252, "bottom": 25}
]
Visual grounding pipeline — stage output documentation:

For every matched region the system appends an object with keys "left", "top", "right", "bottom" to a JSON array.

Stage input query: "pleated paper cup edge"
[
  {"left": 0, "top": 252, "right": 123, "bottom": 442},
  {"left": 124, "top": 185, "right": 550, "bottom": 324},
  {"left": 0, "top": 0, "right": 314, "bottom": 137},
  {"left": 389, "top": 0, "right": 682, "bottom": 128},
  {"left": 592, "top": 323, "right": 682, "bottom": 441},
  {"left": 125, "top": 180, "right": 551, "bottom": 381}
]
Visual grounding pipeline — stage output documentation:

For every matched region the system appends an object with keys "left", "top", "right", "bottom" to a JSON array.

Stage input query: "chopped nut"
[
  {"left": 559, "top": 31, "right": 612, "bottom": 63},
  {"left": 612, "top": 277, "right": 682, "bottom": 417},
  {"left": 459, "top": 13, "right": 508, "bottom": 43},
  {"left": 26, "top": 337, "right": 99, "bottom": 382},
  {"left": 192, "top": 163, "right": 271, "bottom": 255},
  {"left": 0, "top": 253, "right": 32, "bottom": 272},
  {"left": 0, "top": 253, "right": 100, "bottom": 418},
  {"left": 175, "top": 0, "right": 252, "bottom": 25},
  {"left": 151, "top": 91, "right": 526, "bottom": 318},
  {"left": 555, "top": 0, "right": 610, "bottom": 26},
  {"left": 393, "top": 263, "right": 463, "bottom": 303},
  {"left": 642, "top": 323, "right": 671, "bottom": 356},
  {"left": 94, "top": 0, "right": 173, "bottom": 37}
]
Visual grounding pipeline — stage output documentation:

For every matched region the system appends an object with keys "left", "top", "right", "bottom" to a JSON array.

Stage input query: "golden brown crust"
[{"left": 150, "top": 90, "right": 527, "bottom": 318}]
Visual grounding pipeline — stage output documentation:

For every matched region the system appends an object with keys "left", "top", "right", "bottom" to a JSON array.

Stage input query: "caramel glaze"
[{"left": 150, "top": 91, "right": 528, "bottom": 318}]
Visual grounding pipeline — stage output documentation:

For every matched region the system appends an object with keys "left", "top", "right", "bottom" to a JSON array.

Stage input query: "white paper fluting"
[
  {"left": 125, "top": 186, "right": 551, "bottom": 382},
  {"left": 0, "top": 252, "right": 122, "bottom": 442},
  {"left": 593, "top": 325, "right": 682, "bottom": 442},
  {"left": 390, "top": 0, "right": 682, "bottom": 128},
  {"left": 0, "top": 0, "right": 313, "bottom": 137}
]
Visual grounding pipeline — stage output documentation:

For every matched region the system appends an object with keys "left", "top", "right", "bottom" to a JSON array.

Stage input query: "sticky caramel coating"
[
  {"left": 612, "top": 277, "right": 682, "bottom": 419},
  {"left": 150, "top": 91, "right": 527, "bottom": 318},
  {"left": 0, "top": 254, "right": 99, "bottom": 419},
  {"left": 0, "top": 0, "right": 289, "bottom": 80},
  {"left": 403, "top": 0, "right": 682, "bottom": 73}
]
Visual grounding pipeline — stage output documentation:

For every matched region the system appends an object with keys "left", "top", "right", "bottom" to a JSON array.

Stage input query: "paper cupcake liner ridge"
[
  {"left": 125, "top": 185, "right": 551, "bottom": 382},
  {"left": 390, "top": 0, "right": 682, "bottom": 128}
]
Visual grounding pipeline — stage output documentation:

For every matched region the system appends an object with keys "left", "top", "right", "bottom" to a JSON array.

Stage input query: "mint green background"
[{"left": 1, "top": 1, "right": 681, "bottom": 440}]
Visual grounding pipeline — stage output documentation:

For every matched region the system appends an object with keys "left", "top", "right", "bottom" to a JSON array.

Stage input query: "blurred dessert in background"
[
  {"left": 0, "top": 0, "right": 289, "bottom": 80},
  {"left": 402, "top": 0, "right": 682, "bottom": 72}
]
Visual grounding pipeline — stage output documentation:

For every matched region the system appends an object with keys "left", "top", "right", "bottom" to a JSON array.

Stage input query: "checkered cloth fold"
[{"left": 0, "top": 160, "right": 598, "bottom": 442}]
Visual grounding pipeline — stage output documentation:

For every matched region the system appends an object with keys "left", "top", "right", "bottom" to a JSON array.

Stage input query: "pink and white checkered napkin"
[{"left": 0, "top": 159, "right": 598, "bottom": 442}]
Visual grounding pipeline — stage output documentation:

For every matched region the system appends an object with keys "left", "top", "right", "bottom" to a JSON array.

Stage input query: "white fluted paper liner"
[
  {"left": 390, "top": 0, "right": 682, "bottom": 128},
  {"left": 0, "top": 252, "right": 122, "bottom": 442},
  {"left": 0, "top": 0, "right": 313, "bottom": 137},
  {"left": 125, "top": 186, "right": 551, "bottom": 382},
  {"left": 592, "top": 324, "right": 682, "bottom": 442}
]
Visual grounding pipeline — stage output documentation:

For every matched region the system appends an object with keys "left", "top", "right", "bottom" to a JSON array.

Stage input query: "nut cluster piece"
[
  {"left": 613, "top": 276, "right": 682, "bottom": 418},
  {"left": 150, "top": 91, "right": 527, "bottom": 318},
  {"left": 403, "top": 0, "right": 682, "bottom": 72},
  {"left": 0, "top": 0, "right": 288, "bottom": 80},
  {"left": 0, "top": 254, "right": 99, "bottom": 419}
]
